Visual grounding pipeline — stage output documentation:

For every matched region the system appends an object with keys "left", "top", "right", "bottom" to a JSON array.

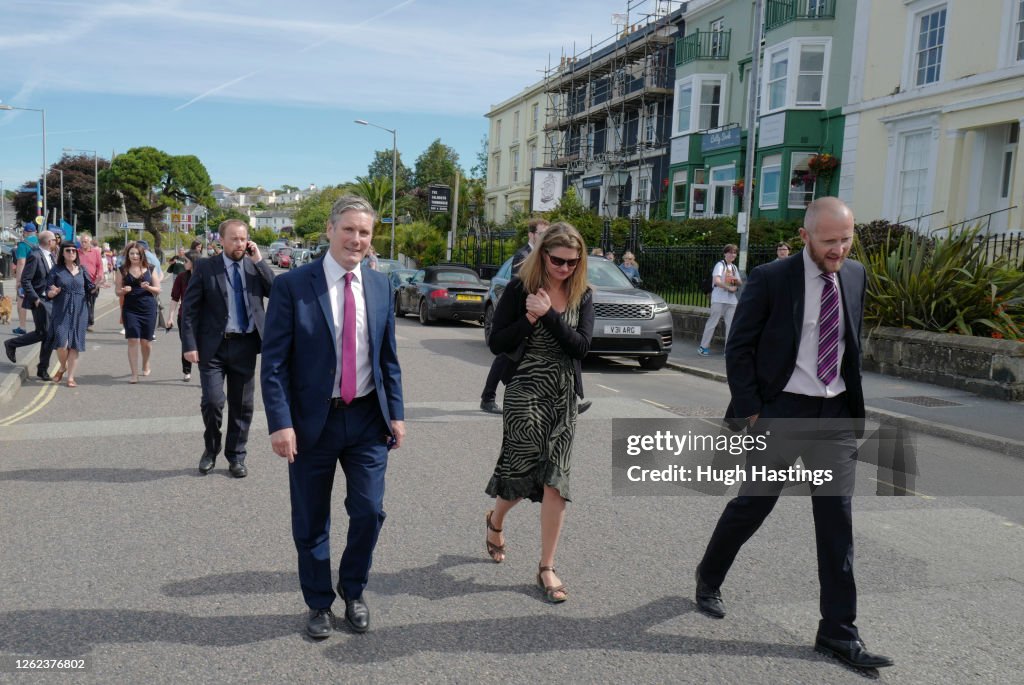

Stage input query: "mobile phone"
[
  {"left": 386, "top": 435, "right": 397, "bottom": 450},
  {"left": 245, "top": 244, "right": 255, "bottom": 256}
]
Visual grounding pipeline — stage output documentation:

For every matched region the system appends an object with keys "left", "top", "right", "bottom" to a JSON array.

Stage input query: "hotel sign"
[{"left": 701, "top": 127, "right": 741, "bottom": 153}]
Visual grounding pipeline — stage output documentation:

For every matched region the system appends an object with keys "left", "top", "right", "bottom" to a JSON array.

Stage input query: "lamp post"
[
  {"left": 354, "top": 119, "right": 397, "bottom": 260},
  {"left": 64, "top": 147, "right": 99, "bottom": 238},
  {"left": 0, "top": 104, "right": 47, "bottom": 225}
]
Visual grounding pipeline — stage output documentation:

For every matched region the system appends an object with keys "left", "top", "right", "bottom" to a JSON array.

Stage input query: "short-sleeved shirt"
[
  {"left": 710, "top": 261, "right": 741, "bottom": 306},
  {"left": 15, "top": 236, "right": 38, "bottom": 260}
]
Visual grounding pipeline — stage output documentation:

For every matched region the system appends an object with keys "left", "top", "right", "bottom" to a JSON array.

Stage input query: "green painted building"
[{"left": 666, "top": 0, "right": 854, "bottom": 221}]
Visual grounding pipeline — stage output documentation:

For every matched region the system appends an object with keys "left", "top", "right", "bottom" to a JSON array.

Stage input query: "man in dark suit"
[
  {"left": 261, "top": 195, "right": 405, "bottom": 639},
  {"left": 180, "top": 219, "right": 274, "bottom": 478},
  {"left": 694, "top": 197, "right": 894, "bottom": 670},
  {"left": 5, "top": 230, "right": 56, "bottom": 380}
]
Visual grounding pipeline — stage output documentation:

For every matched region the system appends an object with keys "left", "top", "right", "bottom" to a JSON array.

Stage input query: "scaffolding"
[{"left": 543, "top": 0, "right": 685, "bottom": 218}]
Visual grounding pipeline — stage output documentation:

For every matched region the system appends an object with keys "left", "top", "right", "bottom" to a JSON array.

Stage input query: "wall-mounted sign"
[
  {"left": 670, "top": 135, "right": 690, "bottom": 164},
  {"left": 530, "top": 168, "right": 565, "bottom": 212},
  {"left": 701, "top": 127, "right": 742, "bottom": 153},
  {"left": 428, "top": 185, "right": 451, "bottom": 213},
  {"left": 582, "top": 175, "right": 603, "bottom": 189},
  {"left": 758, "top": 112, "right": 786, "bottom": 148}
]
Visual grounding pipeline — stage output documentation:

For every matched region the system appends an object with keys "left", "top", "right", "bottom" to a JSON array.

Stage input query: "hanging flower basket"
[
  {"left": 732, "top": 178, "right": 754, "bottom": 197},
  {"left": 807, "top": 153, "right": 840, "bottom": 177}
]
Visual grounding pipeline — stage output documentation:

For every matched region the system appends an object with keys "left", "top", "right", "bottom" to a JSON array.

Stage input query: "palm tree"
[{"left": 351, "top": 175, "right": 393, "bottom": 223}]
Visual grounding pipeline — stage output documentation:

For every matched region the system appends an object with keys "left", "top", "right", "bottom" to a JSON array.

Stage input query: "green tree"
[
  {"left": 469, "top": 134, "right": 488, "bottom": 180},
  {"left": 351, "top": 175, "right": 394, "bottom": 222},
  {"left": 293, "top": 185, "right": 353, "bottom": 237},
  {"left": 367, "top": 149, "right": 411, "bottom": 191},
  {"left": 99, "top": 146, "right": 213, "bottom": 254},
  {"left": 13, "top": 153, "right": 112, "bottom": 230},
  {"left": 249, "top": 227, "right": 277, "bottom": 246},
  {"left": 413, "top": 139, "right": 462, "bottom": 189}
]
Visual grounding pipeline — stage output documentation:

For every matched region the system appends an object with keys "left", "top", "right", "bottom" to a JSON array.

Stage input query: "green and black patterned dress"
[{"left": 485, "top": 305, "right": 579, "bottom": 503}]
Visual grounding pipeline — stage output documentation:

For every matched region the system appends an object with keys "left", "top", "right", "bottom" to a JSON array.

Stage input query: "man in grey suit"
[
  {"left": 181, "top": 219, "right": 274, "bottom": 478},
  {"left": 693, "top": 198, "right": 894, "bottom": 671}
]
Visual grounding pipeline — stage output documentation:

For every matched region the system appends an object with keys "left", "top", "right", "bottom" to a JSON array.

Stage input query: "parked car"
[
  {"left": 289, "top": 248, "right": 311, "bottom": 269},
  {"left": 310, "top": 243, "right": 329, "bottom": 260},
  {"left": 267, "top": 241, "right": 288, "bottom": 264},
  {"left": 395, "top": 265, "right": 488, "bottom": 325},
  {"left": 276, "top": 247, "right": 292, "bottom": 269},
  {"left": 375, "top": 258, "right": 403, "bottom": 275},
  {"left": 388, "top": 268, "right": 416, "bottom": 291},
  {"left": 483, "top": 255, "right": 673, "bottom": 369}
]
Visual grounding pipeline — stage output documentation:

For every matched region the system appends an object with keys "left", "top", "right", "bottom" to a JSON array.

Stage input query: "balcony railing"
[
  {"left": 676, "top": 29, "right": 731, "bottom": 65},
  {"left": 765, "top": 0, "right": 836, "bottom": 30}
]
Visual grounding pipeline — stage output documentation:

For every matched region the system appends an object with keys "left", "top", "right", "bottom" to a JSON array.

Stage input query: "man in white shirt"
[{"left": 5, "top": 230, "right": 57, "bottom": 380}]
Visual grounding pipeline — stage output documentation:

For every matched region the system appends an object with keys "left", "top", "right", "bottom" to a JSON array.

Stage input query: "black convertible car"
[{"left": 395, "top": 265, "right": 488, "bottom": 325}]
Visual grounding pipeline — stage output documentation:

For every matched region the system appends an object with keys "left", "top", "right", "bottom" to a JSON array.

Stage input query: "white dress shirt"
[
  {"left": 323, "top": 253, "right": 373, "bottom": 399},
  {"left": 782, "top": 247, "right": 847, "bottom": 398}
]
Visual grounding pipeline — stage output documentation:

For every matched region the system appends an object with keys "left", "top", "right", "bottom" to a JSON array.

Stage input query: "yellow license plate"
[{"left": 456, "top": 294, "right": 482, "bottom": 301}]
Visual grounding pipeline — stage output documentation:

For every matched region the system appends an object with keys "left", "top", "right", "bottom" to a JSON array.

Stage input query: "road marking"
[
  {"left": 0, "top": 380, "right": 59, "bottom": 426},
  {"left": 641, "top": 398, "right": 671, "bottom": 409},
  {"left": 595, "top": 384, "right": 620, "bottom": 393},
  {"left": 869, "top": 477, "right": 935, "bottom": 500}
]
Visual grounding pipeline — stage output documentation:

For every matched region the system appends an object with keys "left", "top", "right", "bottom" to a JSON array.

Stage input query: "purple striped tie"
[
  {"left": 817, "top": 273, "right": 839, "bottom": 385},
  {"left": 340, "top": 271, "right": 357, "bottom": 404}
]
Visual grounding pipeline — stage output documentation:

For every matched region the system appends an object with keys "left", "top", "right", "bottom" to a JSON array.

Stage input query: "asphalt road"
[{"left": 1, "top": 285, "right": 1022, "bottom": 684}]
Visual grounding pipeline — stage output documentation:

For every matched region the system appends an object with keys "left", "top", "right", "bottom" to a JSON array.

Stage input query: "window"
[
  {"left": 532, "top": 103, "right": 540, "bottom": 132},
  {"left": 644, "top": 103, "right": 657, "bottom": 143},
  {"left": 897, "top": 132, "right": 930, "bottom": 219},
  {"left": 528, "top": 143, "right": 537, "bottom": 170},
  {"left": 710, "top": 165, "right": 736, "bottom": 216},
  {"left": 494, "top": 119, "right": 502, "bottom": 148},
  {"left": 789, "top": 152, "right": 815, "bottom": 208},
  {"left": 674, "top": 75, "right": 727, "bottom": 134},
  {"left": 762, "top": 39, "right": 831, "bottom": 112},
  {"left": 638, "top": 177, "right": 649, "bottom": 206},
  {"left": 1017, "top": 0, "right": 1024, "bottom": 61},
  {"left": 710, "top": 18, "right": 725, "bottom": 58},
  {"left": 511, "top": 148, "right": 520, "bottom": 183},
  {"left": 671, "top": 171, "right": 688, "bottom": 215},
  {"left": 914, "top": 7, "right": 946, "bottom": 86},
  {"left": 691, "top": 168, "right": 708, "bottom": 217},
  {"left": 491, "top": 152, "right": 501, "bottom": 186},
  {"left": 760, "top": 154, "right": 782, "bottom": 209},
  {"left": 513, "top": 111, "right": 520, "bottom": 142},
  {"left": 808, "top": 0, "right": 828, "bottom": 17}
]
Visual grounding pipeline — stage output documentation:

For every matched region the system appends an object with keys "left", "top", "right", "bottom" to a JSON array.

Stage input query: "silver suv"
[{"left": 483, "top": 256, "right": 673, "bottom": 369}]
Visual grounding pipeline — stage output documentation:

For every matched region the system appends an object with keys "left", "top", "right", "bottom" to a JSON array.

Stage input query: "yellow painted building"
[
  {"left": 484, "top": 79, "right": 549, "bottom": 224},
  {"left": 842, "top": 0, "right": 1024, "bottom": 232}
]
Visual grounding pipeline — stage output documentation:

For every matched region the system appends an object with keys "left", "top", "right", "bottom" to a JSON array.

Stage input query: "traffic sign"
[
  {"left": 381, "top": 217, "right": 394, "bottom": 224},
  {"left": 118, "top": 221, "right": 145, "bottom": 230}
]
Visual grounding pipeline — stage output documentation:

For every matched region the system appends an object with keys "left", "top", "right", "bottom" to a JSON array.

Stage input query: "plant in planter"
[{"left": 807, "top": 153, "right": 840, "bottom": 181}]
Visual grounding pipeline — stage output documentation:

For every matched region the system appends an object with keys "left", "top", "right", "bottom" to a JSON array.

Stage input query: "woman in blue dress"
[
  {"left": 115, "top": 241, "right": 161, "bottom": 383},
  {"left": 45, "top": 241, "right": 96, "bottom": 387}
]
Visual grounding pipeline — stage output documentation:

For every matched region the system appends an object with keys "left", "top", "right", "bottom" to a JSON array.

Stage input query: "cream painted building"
[
  {"left": 842, "top": 0, "right": 1024, "bottom": 232},
  {"left": 484, "top": 79, "right": 549, "bottom": 224}
]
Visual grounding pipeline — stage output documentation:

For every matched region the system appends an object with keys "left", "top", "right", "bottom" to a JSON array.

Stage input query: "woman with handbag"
[{"left": 483, "top": 222, "right": 594, "bottom": 603}]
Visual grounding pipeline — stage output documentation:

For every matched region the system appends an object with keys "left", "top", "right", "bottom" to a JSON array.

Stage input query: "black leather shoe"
[
  {"left": 338, "top": 585, "right": 370, "bottom": 633},
  {"left": 3, "top": 342, "right": 15, "bottom": 363},
  {"left": 815, "top": 636, "right": 894, "bottom": 669},
  {"left": 229, "top": 461, "right": 248, "bottom": 478},
  {"left": 305, "top": 608, "right": 333, "bottom": 639},
  {"left": 198, "top": 452, "right": 216, "bottom": 474},
  {"left": 695, "top": 567, "right": 726, "bottom": 618},
  {"left": 36, "top": 370, "right": 51, "bottom": 381},
  {"left": 480, "top": 400, "right": 502, "bottom": 415},
  {"left": 578, "top": 400, "right": 592, "bottom": 414}
]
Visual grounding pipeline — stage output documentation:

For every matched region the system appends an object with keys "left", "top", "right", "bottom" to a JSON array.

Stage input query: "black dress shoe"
[
  {"left": 36, "top": 370, "right": 51, "bottom": 381},
  {"left": 198, "top": 452, "right": 216, "bottom": 474},
  {"left": 815, "top": 636, "right": 894, "bottom": 669},
  {"left": 338, "top": 585, "right": 370, "bottom": 633},
  {"left": 480, "top": 399, "right": 502, "bottom": 415},
  {"left": 229, "top": 461, "right": 248, "bottom": 478},
  {"left": 695, "top": 567, "right": 726, "bottom": 618},
  {"left": 3, "top": 341, "right": 15, "bottom": 363},
  {"left": 305, "top": 608, "right": 333, "bottom": 639},
  {"left": 578, "top": 400, "right": 592, "bottom": 414}
]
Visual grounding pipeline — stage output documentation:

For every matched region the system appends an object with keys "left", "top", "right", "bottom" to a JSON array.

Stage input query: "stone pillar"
[{"left": 943, "top": 128, "right": 967, "bottom": 226}]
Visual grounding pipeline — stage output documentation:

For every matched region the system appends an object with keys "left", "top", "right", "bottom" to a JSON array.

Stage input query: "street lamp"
[
  {"left": 64, "top": 147, "right": 99, "bottom": 238},
  {"left": 354, "top": 119, "right": 397, "bottom": 260},
  {"left": 0, "top": 104, "right": 47, "bottom": 225}
]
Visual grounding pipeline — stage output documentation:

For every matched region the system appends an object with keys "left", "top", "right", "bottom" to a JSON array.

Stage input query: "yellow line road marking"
[{"left": 0, "top": 381, "right": 59, "bottom": 426}]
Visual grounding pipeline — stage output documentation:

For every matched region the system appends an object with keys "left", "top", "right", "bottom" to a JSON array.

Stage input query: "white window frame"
[
  {"left": 690, "top": 168, "right": 709, "bottom": 218},
  {"left": 999, "top": 0, "right": 1024, "bottom": 67},
  {"left": 494, "top": 119, "right": 502, "bottom": 148},
  {"left": 511, "top": 147, "right": 520, "bottom": 184},
  {"left": 788, "top": 152, "right": 816, "bottom": 208},
  {"left": 531, "top": 103, "right": 540, "bottom": 132},
  {"left": 881, "top": 113, "right": 940, "bottom": 229},
  {"left": 513, "top": 111, "right": 520, "bottom": 142},
  {"left": 528, "top": 143, "right": 538, "bottom": 171},
  {"left": 760, "top": 154, "right": 782, "bottom": 209},
  {"left": 491, "top": 152, "right": 501, "bottom": 186},
  {"left": 709, "top": 18, "right": 725, "bottom": 58},
  {"left": 709, "top": 164, "right": 737, "bottom": 217},
  {"left": 674, "top": 82, "right": 693, "bottom": 135},
  {"left": 671, "top": 170, "right": 688, "bottom": 216},
  {"left": 902, "top": 1, "right": 947, "bottom": 90},
  {"left": 672, "top": 74, "right": 728, "bottom": 135},
  {"left": 761, "top": 38, "right": 832, "bottom": 114}
]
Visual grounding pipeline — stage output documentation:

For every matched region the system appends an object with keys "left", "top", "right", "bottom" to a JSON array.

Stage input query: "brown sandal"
[
  {"left": 485, "top": 510, "right": 505, "bottom": 563},
  {"left": 537, "top": 565, "right": 567, "bottom": 603}
]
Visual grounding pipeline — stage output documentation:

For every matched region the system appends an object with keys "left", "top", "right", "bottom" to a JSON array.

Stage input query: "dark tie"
[
  {"left": 340, "top": 271, "right": 357, "bottom": 404},
  {"left": 817, "top": 272, "right": 839, "bottom": 385},
  {"left": 232, "top": 262, "right": 249, "bottom": 332}
]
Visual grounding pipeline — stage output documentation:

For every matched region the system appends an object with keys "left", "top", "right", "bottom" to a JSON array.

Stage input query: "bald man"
[
  {"left": 5, "top": 230, "right": 57, "bottom": 380},
  {"left": 693, "top": 198, "right": 894, "bottom": 670}
]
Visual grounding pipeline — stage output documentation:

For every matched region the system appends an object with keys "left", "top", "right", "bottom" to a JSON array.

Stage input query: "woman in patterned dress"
[
  {"left": 45, "top": 241, "right": 95, "bottom": 387},
  {"left": 484, "top": 222, "right": 593, "bottom": 603}
]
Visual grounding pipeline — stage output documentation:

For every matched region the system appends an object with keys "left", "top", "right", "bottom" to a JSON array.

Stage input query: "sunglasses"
[
  {"left": 63, "top": 248, "right": 78, "bottom": 253},
  {"left": 547, "top": 253, "right": 580, "bottom": 268}
]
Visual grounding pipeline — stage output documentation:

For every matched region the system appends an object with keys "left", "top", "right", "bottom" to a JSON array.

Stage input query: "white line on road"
[{"left": 595, "top": 384, "right": 620, "bottom": 393}]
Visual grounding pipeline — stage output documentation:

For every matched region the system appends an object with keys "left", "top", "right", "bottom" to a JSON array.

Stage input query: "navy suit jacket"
[
  {"left": 180, "top": 255, "right": 275, "bottom": 360},
  {"left": 260, "top": 260, "right": 404, "bottom": 452},
  {"left": 724, "top": 252, "right": 866, "bottom": 421},
  {"left": 20, "top": 247, "right": 53, "bottom": 308}
]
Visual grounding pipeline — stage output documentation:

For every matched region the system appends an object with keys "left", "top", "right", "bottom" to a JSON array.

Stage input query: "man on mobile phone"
[{"left": 181, "top": 219, "right": 275, "bottom": 478}]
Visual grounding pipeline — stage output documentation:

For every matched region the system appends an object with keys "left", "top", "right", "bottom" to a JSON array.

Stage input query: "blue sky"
[{"left": 0, "top": 0, "right": 649, "bottom": 192}]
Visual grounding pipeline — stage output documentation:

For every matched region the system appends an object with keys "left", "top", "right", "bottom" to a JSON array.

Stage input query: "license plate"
[
  {"left": 456, "top": 294, "right": 482, "bottom": 301},
  {"left": 604, "top": 325, "right": 641, "bottom": 335}
]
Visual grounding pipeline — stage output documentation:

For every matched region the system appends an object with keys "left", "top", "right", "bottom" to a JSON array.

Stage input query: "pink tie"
[
  {"left": 817, "top": 273, "right": 840, "bottom": 385},
  {"left": 340, "top": 271, "right": 357, "bottom": 404}
]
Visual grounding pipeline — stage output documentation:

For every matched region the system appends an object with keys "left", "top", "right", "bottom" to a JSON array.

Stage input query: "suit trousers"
[
  {"left": 481, "top": 354, "right": 509, "bottom": 402},
  {"left": 289, "top": 394, "right": 389, "bottom": 609},
  {"left": 198, "top": 332, "right": 259, "bottom": 462},
  {"left": 698, "top": 391, "right": 860, "bottom": 641},
  {"left": 8, "top": 301, "right": 53, "bottom": 374}
]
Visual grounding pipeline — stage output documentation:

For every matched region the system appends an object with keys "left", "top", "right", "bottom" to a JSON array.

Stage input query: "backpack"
[{"left": 700, "top": 261, "right": 724, "bottom": 295}]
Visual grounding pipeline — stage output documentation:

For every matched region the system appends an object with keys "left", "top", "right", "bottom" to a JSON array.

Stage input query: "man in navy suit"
[
  {"left": 5, "top": 229, "right": 56, "bottom": 380},
  {"left": 181, "top": 219, "right": 275, "bottom": 478},
  {"left": 694, "top": 198, "right": 894, "bottom": 670},
  {"left": 261, "top": 195, "right": 405, "bottom": 639}
]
